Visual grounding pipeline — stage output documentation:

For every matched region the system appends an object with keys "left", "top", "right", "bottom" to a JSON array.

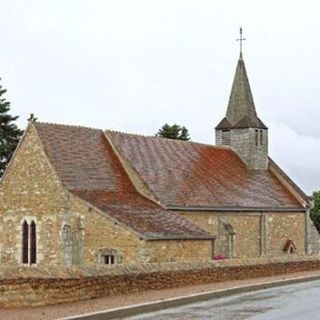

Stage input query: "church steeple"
[
  {"left": 216, "top": 53, "right": 267, "bottom": 130},
  {"left": 215, "top": 28, "right": 268, "bottom": 170}
]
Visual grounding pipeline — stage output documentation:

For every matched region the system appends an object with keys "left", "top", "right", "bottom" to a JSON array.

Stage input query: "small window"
[
  {"left": 221, "top": 130, "right": 231, "bottom": 145},
  {"left": 102, "top": 254, "right": 115, "bottom": 265},
  {"left": 97, "top": 248, "right": 119, "bottom": 266}
]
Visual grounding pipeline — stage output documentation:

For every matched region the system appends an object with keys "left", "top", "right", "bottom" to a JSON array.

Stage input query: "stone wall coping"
[{"left": 0, "top": 255, "right": 319, "bottom": 280}]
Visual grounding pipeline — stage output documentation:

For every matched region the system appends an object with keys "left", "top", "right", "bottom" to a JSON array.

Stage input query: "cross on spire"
[{"left": 236, "top": 27, "right": 246, "bottom": 54}]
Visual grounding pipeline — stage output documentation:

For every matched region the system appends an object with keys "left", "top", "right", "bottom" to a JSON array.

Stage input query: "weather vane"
[{"left": 236, "top": 27, "right": 246, "bottom": 54}]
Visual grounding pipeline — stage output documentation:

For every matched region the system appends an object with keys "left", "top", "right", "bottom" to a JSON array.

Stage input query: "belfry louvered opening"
[{"left": 221, "top": 130, "right": 231, "bottom": 145}]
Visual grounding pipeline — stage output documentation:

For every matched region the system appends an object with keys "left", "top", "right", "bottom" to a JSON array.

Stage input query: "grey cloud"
[{"left": 0, "top": 0, "right": 319, "bottom": 193}]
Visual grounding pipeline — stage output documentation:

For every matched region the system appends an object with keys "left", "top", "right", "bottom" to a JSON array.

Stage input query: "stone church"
[{"left": 0, "top": 52, "right": 318, "bottom": 268}]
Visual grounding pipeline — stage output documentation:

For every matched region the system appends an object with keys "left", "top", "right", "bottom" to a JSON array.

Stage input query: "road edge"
[{"left": 60, "top": 273, "right": 320, "bottom": 320}]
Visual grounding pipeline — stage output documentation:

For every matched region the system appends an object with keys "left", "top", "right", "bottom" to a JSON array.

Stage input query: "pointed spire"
[
  {"left": 226, "top": 54, "right": 258, "bottom": 125},
  {"left": 216, "top": 53, "right": 267, "bottom": 130},
  {"left": 216, "top": 28, "right": 267, "bottom": 130}
]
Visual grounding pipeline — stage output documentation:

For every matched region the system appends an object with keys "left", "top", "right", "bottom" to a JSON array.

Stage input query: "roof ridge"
[
  {"left": 105, "top": 129, "right": 232, "bottom": 151},
  {"left": 32, "top": 122, "right": 232, "bottom": 151},
  {"left": 34, "top": 121, "right": 102, "bottom": 132}
]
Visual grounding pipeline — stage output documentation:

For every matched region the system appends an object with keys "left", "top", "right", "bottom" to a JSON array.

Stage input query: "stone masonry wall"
[
  {"left": 225, "top": 214, "right": 260, "bottom": 257},
  {"left": 180, "top": 212, "right": 260, "bottom": 258},
  {"left": 180, "top": 211, "right": 306, "bottom": 258},
  {"left": 266, "top": 212, "right": 306, "bottom": 256},
  {"left": 0, "top": 256, "right": 319, "bottom": 307},
  {"left": 144, "top": 240, "right": 212, "bottom": 263},
  {"left": 0, "top": 125, "right": 67, "bottom": 266}
]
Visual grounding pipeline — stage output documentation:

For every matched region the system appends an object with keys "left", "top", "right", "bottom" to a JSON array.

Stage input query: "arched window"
[
  {"left": 30, "top": 221, "right": 37, "bottom": 264},
  {"left": 22, "top": 220, "right": 29, "bottom": 264},
  {"left": 21, "top": 219, "right": 37, "bottom": 265}
]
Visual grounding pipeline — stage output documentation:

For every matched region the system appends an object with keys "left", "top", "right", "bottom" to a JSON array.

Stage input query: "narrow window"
[
  {"left": 30, "top": 220, "right": 37, "bottom": 264},
  {"left": 22, "top": 220, "right": 29, "bottom": 264},
  {"left": 21, "top": 219, "right": 37, "bottom": 265}
]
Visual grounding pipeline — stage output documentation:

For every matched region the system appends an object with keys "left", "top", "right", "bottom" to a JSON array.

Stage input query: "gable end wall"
[{"left": 0, "top": 125, "right": 67, "bottom": 265}]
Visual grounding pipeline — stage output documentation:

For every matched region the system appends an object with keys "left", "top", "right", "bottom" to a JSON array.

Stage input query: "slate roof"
[
  {"left": 216, "top": 53, "right": 267, "bottom": 130},
  {"left": 34, "top": 122, "right": 213, "bottom": 240},
  {"left": 106, "top": 131, "right": 303, "bottom": 210}
]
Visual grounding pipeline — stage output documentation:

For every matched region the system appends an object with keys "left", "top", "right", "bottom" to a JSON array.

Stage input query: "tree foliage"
[
  {"left": 310, "top": 191, "right": 320, "bottom": 232},
  {"left": 156, "top": 124, "right": 190, "bottom": 141},
  {"left": 0, "top": 80, "right": 23, "bottom": 176}
]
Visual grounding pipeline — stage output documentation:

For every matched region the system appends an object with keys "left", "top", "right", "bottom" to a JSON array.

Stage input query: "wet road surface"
[{"left": 127, "top": 280, "right": 320, "bottom": 320}]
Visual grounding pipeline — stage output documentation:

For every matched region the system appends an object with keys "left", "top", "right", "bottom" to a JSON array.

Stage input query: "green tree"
[
  {"left": 156, "top": 124, "right": 190, "bottom": 141},
  {"left": 310, "top": 191, "right": 320, "bottom": 232},
  {"left": 0, "top": 79, "right": 23, "bottom": 176}
]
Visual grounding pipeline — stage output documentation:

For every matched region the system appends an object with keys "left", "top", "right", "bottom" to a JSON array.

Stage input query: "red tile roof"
[
  {"left": 34, "top": 123, "right": 213, "bottom": 240},
  {"left": 106, "top": 131, "right": 303, "bottom": 209}
]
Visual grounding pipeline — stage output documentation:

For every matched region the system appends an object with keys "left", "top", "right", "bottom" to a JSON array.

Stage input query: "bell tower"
[{"left": 215, "top": 28, "right": 268, "bottom": 170}]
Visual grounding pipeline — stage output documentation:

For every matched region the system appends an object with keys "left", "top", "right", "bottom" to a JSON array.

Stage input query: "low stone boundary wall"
[{"left": 1, "top": 256, "right": 320, "bottom": 307}]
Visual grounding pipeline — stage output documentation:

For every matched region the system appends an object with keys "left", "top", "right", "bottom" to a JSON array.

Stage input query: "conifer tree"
[
  {"left": 156, "top": 124, "right": 190, "bottom": 141},
  {"left": 0, "top": 79, "right": 23, "bottom": 176}
]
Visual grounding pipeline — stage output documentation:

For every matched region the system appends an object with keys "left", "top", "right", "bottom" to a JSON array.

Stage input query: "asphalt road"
[{"left": 127, "top": 280, "right": 320, "bottom": 320}]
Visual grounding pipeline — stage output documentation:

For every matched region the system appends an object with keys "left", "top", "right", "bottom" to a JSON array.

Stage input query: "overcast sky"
[{"left": 0, "top": 0, "right": 319, "bottom": 194}]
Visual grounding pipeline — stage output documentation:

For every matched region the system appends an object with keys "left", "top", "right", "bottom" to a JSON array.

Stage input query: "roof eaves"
[
  {"left": 215, "top": 117, "right": 232, "bottom": 130},
  {"left": 216, "top": 116, "right": 268, "bottom": 130},
  {"left": 166, "top": 205, "right": 307, "bottom": 212},
  {"left": 258, "top": 118, "right": 268, "bottom": 130}
]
